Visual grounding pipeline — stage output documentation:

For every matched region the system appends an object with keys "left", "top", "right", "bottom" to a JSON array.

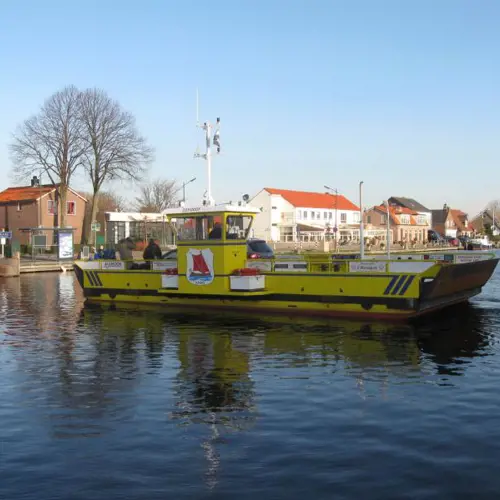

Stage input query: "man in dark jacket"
[{"left": 143, "top": 239, "right": 162, "bottom": 260}]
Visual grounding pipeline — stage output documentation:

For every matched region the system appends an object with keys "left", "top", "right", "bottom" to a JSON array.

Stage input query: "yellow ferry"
[{"left": 74, "top": 204, "right": 499, "bottom": 321}]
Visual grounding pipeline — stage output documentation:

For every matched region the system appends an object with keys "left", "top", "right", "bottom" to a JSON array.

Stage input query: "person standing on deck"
[{"left": 143, "top": 239, "right": 162, "bottom": 260}]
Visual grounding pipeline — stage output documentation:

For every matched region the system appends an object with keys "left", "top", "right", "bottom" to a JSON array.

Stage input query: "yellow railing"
[{"left": 79, "top": 250, "right": 496, "bottom": 274}]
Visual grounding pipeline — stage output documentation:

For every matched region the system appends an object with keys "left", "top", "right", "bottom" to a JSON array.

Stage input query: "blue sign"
[{"left": 0, "top": 231, "right": 12, "bottom": 239}]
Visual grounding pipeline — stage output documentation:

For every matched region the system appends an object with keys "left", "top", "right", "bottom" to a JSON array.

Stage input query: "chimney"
[{"left": 443, "top": 203, "right": 448, "bottom": 210}]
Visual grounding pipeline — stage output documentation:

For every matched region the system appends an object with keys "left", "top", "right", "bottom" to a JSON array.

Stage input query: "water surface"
[{"left": 1, "top": 267, "right": 500, "bottom": 499}]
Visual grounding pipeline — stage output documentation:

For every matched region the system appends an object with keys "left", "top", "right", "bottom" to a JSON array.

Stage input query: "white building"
[{"left": 250, "top": 188, "right": 361, "bottom": 242}]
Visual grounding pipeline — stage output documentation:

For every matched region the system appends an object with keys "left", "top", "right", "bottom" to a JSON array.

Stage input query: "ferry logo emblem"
[{"left": 187, "top": 248, "right": 214, "bottom": 285}]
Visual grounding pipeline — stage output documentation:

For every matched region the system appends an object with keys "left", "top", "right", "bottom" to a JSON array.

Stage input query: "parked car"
[
  {"left": 458, "top": 236, "right": 470, "bottom": 248},
  {"left": 162, "top": 249, "right": 177, "bottom": 259},
  {"left": 162, "top": 239, "right": 274, "bottom": 260},
  {"left": 427, "top": 229, "right": 444, "bottom": 243},
  {"left": 444, "top": 235, "right": 459, "bottom": 247},
  {"left": 247, "top": 239, "right": 274, "bottom": 259}
]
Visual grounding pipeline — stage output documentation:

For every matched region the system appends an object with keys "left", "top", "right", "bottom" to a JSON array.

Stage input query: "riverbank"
[{"left": 20, "top": 261, "right": 74, "bottom": 273}]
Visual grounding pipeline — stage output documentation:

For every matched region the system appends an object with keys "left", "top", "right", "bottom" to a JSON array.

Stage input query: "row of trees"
[
  {"left": 10, "top": 85, "right": 156, "bottom": 243},
  {"left": 79, "top": 178, "right": 179, "bottom": 221}
]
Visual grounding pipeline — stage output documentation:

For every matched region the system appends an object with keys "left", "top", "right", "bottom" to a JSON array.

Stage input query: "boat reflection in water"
[{"left": 79, "top": 301, "right": 495, "bottom": 488}]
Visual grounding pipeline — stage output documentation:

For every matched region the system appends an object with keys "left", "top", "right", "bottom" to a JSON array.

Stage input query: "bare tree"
[
  {"left": 485, "top": 199, "right": 500, "bottom": 213},
  {"left": 97, "top": 191, "right": 128, "bottom": 212},
  {"left": 134, "top": 179, "right": 178, "bottom": 212},
  {"left": 80, "top": 189, "right": 128, "bottom": 220},
  {"left": 79, "top": 190, "right": 128, "bottom": 244},
  {"left": 9, "top": 85, "right": 86, "bottom": 228},
  {"left": 79, "top": 88, "right": 154, "bottom": 242}
]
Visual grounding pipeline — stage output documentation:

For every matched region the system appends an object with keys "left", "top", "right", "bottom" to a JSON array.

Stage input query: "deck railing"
[{"left": 76, "top": 250, "right": 495, "bottom": 274}]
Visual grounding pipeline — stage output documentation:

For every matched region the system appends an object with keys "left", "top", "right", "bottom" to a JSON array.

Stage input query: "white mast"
[{"left": 194, "top": 89, "right": 219, "bottom": 206}]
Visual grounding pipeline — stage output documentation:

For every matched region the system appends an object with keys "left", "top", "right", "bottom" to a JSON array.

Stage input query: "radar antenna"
[{"left": 193, "top": 89, "right": 220, "bottom": 206}]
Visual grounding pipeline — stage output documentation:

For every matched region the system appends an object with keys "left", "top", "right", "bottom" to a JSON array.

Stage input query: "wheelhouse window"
[
  {"left": 174, "top": 217, "right": 212, "bottom": 241},
  {"left": 173, "top": 214, "right": 253, "bottom": 241},
  {"left": 47, "top": 200, "right": 57, "bottom": 215},
  {"left": 226, "top": 215, "right": 252, "bottom": 239},
  {"left": 66, "top": 201, "right": 76, "bottom": 215}
]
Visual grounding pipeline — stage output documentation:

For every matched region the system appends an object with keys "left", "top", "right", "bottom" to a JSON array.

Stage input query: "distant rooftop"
[
  {"left": 264, "top": 187, "right": 359, "bottom": 211},
  {"left": 388, "top": 196, "right": 430, "bottom": 213}
]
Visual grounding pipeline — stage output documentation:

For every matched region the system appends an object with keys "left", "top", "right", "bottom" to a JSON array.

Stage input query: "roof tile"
[
  {"left": 0, "top": 185, "right": 55, "bottom": 203},
  {"left": 264, "top": 188, "right": 359, "bottom": 211}
]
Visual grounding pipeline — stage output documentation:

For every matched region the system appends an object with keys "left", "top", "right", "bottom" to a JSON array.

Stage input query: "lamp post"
[
  {"left": 175, "top": 177, "right": 197, "bottom": 206},
  {"left": 30, "top": 171, "right": 43, "bottom": 227},
  {"left": 182, "top": 177, "right": 196, "bottom": 205},
  {"left": 324, "top": 185, "right": 339, "bottom": 252},
  {"left": 384, "top": 200, "right": 391, "bottom": 259},
  {"left": 359, "top": 181, "right": 364, "bottom": 259}
]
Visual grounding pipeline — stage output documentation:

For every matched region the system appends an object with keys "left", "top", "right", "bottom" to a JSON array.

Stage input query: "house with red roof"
[
  {"left": 431, "top": 204, "right": 474, "bottom": 238},
  {"left": 0, "top": 184, "right": 87, "bottom": 245},
  {"left": 365, "top": 203, "right": 429, "bottom": 244},
  {"left": 249, "top": 187, "right": 360, "bottom": 242}
]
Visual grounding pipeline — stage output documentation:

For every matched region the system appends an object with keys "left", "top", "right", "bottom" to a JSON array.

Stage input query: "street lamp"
[
  {"left": 359, "top": 181, "right": 364, "bottom": 259},
  {"left": 384, "top": 200, "right": 391, "bottom": 259},
  {"left": 175, "top": 177, "right": 197, "bottom": 206},
  {"left": 30, "top": 171, "right": 43, "bottom": 227},
  {"left": 324, "top": 185, "right": 339, "bottom": 252}
]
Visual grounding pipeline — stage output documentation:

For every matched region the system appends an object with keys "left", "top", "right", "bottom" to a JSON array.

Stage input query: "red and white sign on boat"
[{"left": 187, "top": 248, "right": 214, "bottom": 285}]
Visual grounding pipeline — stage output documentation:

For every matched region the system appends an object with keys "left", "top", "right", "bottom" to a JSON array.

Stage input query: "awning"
[{"left": 297, "top": 223, "right": 325, "bottom": 232}]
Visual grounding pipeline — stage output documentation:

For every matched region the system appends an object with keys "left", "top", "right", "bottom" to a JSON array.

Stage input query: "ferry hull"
[
  {"left": 78, "top": 291, "right": 481, "bottom": 321},
  {"left": 74, "top": 257, "right": 497, "bottom": 322}
]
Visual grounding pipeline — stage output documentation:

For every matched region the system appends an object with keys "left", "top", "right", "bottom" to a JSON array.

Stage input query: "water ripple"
[{"left": 1, "top": 269, "right": 500, "bottom": 499}]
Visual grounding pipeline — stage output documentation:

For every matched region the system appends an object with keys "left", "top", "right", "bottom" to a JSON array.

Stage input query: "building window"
[
  {"left": 329, "top": 212, "right": 332, "bottom": 219},
  {"left": 340, "top": 213, "right": 347, "bottom": 223},
  {"left": 381, "top": 215, "right": 386, "bottom": 224},
  {"left": 303, "top": 211, "right": 307, "bottom": 219},
  {"left": 316, "top": 212, "right": 321, "bottom": 220},
  {"left": 367, "top": 216, "right": 372, "bottom": 224},
  {"left": 17, "top": 202, "right": 22, "bottom": 212},
  {"left": 67, "top": 201, "right": 76, "bottom": 215},
  {"left": 310, "top": 211, "right": 314, "bottom": 219},
  {"left": 48, "top": 200, "right": 57, "bottom": 215},
  {"left": 324, "top": 212, "right": 328, "bottom": 219},
  {"left": 271, "top": 206, "right": 277, "bottom": 210}
]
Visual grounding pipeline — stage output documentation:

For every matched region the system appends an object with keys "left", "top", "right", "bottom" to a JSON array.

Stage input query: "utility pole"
[
  {"left": 385, "top": 200, "right": 391, "bottom": 259},
  {"left": 176, "top": 177, "right": 196, "bottom": 206},
  {"left": 359, "top": 181, "right": 364, "bottom": 259},
  {"left": 324, "top": 185, "right": 339, "bottom": 252}
]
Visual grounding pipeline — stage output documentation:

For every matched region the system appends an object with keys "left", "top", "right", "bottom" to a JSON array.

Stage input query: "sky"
[{"left": 0, "top": 0, "right": 498, "bottom": 216}]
